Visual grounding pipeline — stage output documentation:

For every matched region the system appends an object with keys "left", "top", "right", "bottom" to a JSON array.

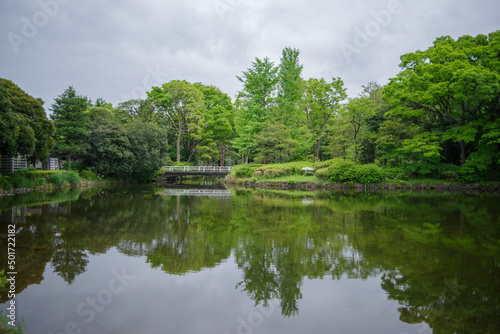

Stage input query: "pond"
[{"left": 1, "top": 184, "right": 499, "bottom": 334}]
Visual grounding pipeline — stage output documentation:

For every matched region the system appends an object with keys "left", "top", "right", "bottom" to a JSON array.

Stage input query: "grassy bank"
[
  {"left": 225, "top": 160, "right": 500, "bottom": 192},
  {"left": 0, "top": 168, "right": 113, "bottom": 195}
]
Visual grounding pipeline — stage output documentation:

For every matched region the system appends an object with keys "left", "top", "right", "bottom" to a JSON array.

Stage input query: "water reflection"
[{"left": 1, "top": 185, "right": 499, "bottom": 333}]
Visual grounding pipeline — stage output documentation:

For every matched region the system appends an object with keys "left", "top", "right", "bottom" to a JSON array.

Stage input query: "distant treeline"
[{"left": 1, "top": 30, "right": 499, "bottom": 181}]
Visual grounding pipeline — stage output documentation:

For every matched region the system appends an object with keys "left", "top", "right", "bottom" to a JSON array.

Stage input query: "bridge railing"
[
  {"left": 162, "top": 166, "right": 232, "bottom": 172},
  {"left": 163, "top": 189, "right": 233, "bottom": 197}
]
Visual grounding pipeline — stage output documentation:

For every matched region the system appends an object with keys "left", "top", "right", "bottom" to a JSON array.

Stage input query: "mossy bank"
[{"left": 0, "top": 169, "right": 122, "bottom": 197}]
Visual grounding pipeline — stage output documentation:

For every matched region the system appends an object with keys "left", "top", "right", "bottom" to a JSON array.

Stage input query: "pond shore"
[
  {"left": 225, "top": 176, "right": 500, "bottom": 194},
  {"left": 0, "top": 181, "right": 122, "bottom": 197}
]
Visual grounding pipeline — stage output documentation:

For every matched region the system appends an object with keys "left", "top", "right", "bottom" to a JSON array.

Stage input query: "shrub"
[
  {"left": 313, "top": 159, "right": 341, "bottom": 170},
  {"left": 0, "top": 176, "right": 13, "bottom": 190},
  {"left": 327, "top": 161, "right": 386, "bottom": 184},
  {"left": 382, "top": 168, "right": 401, "bottom": 180},
  {"left": 315, "top": 169, "right": 329, "bottom": 180},
  {"left": 49, "top": 173, "right": 68, "bottom": 186},
  {"left": 11, "top": 176, "right": 31, "bottom": 188},
  {"left": 232, "top": 165, "right": 257, "bottom": 178},
  {"left": 26, "top": 170, "right": 62, "bottom": 180},
  {"left": 80, "top": 170, "right": 98, "bottom": 181},
  {"left": 255, "top": 164, "right": 294, "bottom": 178},
  {"left": 437, "top": 163, "right": 460, "bottom": 180},
  {"left": 66, "top": 171, "right": 80, "bottom": 185},
  {"left": 354, "top": 164, "right": 386, "bottom": 184},
  {"left": 34, "top": 178, "right": 46, "bottom": 187},
  {"left": 327, "top": 160, "right": 355, "bottom": 182},
  {"left": 263, "top": 170, "right": 274, "bottom": 178}
]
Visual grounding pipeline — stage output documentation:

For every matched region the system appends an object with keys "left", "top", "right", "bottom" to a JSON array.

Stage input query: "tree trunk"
[
  {"left": 177, "top": 120, "right": 182, "bottom": 163},
  {"left": 459, "top": 140, "right": 466, "bottom": 165},
  {"left": 217, "top": 143, "right": 225, "bottom": 166},
  {"left": 220, "top": 148, "right": 225, "bottom": 167},
  {"left": 353, "top": 128, "right": 359, "bottom": 164},
  {"left": 316, "top": 136, "right": 324, "bottom": 162}
]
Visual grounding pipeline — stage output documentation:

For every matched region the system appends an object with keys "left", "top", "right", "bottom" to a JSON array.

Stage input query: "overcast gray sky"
[{"left": 1, "top": 0, "right": 499, "bottom": 113}]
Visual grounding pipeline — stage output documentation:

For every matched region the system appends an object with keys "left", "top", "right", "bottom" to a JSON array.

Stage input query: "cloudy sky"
[{"left": 1, "top": 0, "right": 499, "bottom": 113}]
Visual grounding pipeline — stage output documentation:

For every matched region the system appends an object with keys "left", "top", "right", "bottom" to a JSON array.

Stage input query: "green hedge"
[
  {"left": 321, "top": 160, "right": 386, "bottom": 184},
  {"left": 231, "top": 164, "right": 261, "bottom": 177}
]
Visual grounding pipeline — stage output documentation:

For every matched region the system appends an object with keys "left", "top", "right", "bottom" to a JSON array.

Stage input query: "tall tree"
[
  {"left": 235, "top": 57, "right": 278, "bottom": 163},
  {"left": 302, "top": 77, "right": 346, "bottom": 161},
  {"left": 193, "top": 83, "right": 235, "bottom": 166},
  {"left": 0, "top": 78, "right": 55, "bottom": 163},
  {"left": 116, "top": 99, "right": 161, "bottom": 124},
  {"left": 342, "top": 97, "right": 378, "bottom": 164},
  {"left": 50, "top": 86, "right": 91, "bottom": 170},
  {"left": 383, "top": 31, "right": 500, "bottom": 167},
  {"left": 276, "top": 47, "right": 304, "bottom": 127},
  {"left": 126, "top": 120, "right": 169, "bottom": 181},
  {"left": 148, "top": 80, "right": 204, "bottom": 163},
  {"left": 84, "top": 105, "right": 133, "bottom": 176}
]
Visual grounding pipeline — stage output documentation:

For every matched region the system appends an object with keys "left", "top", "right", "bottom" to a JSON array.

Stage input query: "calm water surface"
[{"left": 1, "top": 184, "right": 499, "bottom": 334}]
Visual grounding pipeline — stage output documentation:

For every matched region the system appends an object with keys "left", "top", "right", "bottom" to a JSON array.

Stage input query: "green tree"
[
  {"left": 126, "top": 120, "right": 169, "bottom": 181},
  {"left": 84, "top": 105, "right": 133, "bottom": 177},
  {"left": 276, "top": 47, "right": 304, "bottom": 127},
  {"left": 383, "top": 31, "right": 500, "bottom": 173},
  {"left": 148, "top": 80, "right": 204, "bottom": 163},
  {"left": 254, "top": 121, "right": 297, "bottom": 164},
  {"left": 193, "top": 83, "right": 235, "bottom": 166},
  {"left": 342, "top": 96, "right": 377, "bottom": 164},
  {"left": 357, "top": 82, "right": 388, "bottom": 164},
  {"left": 0, "top": 78, "right": 55, "bottom": 163},
  {"left": 116, "top": 98, "right": 162, "bottom": 124},
  {"left": 235, "top": 57, "right": 278, "bottom": 163},
  {"left": 50, "top": 86, "right": 92, "bottom": 170},
  {"left": 302, "top": 77, "right": 347, "bottom": 161}
]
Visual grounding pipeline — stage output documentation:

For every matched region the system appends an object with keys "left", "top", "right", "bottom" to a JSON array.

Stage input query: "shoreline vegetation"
[
  {"left": 2, "top": 32, "right": 500, "bottom": 187},
  {"left": 224, "top": 160, "right": 500, "bottom": 193},
  {"left": 0, "top": 168, "right": 122, "bottom": 197}
]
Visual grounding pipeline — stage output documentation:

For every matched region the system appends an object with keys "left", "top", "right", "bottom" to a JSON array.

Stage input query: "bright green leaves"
[
  {"left": 442, "top": 123, "right": 480, "bottom": 144},
  {"left": 235, "top": 57, "right": 278, "bottom": 161},
  {"left": 482, "top": 119, "right": 500, "bottom": 145},
  {"left": 193, "top": 83, "right": 235, "bottom": 165},
  {"left": 148, "top": 80, "right": 204, "bottom": 163},
  {"left": 50, "top": 85, "right": 92, "bottom": 169},
  {"left": 383, "top": 31, "right": 500, "bottom": 177},
  {"left": 381, "top": 131, "right": 443, "bottom": 177},
  {"left": 302, "top": 77, "right": 347, "bottom": 161}
]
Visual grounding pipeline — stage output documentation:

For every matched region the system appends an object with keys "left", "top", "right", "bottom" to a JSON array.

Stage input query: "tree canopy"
[
  {"left": 0, "top": 78, "right": 55, "bottom": 163},
  {"left": 2, "top": 30, "right": 499, "bottom": 182}
]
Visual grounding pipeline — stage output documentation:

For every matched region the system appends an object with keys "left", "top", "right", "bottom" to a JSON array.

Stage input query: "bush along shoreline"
[
  {"left": 225, "top": 160, "right": 500, "bottom": 194},
  {"left": 0, "top": 168, "right": 121, "bottom": 197}
]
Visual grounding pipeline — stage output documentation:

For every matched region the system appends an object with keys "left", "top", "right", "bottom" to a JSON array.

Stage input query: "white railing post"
[{"left": 162, "top": 166, "right": 232, "bottom": 174}]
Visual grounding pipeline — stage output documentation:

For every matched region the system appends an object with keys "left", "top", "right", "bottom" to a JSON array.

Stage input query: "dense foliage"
[
  {"left": 1, "top": 30, "right": 499, "bottom": 182},
  {"left": 0, "top": 78, "right": 55, "bottom": 163}
]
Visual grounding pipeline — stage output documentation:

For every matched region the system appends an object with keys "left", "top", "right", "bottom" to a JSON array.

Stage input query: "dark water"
[{"left": 1, "top": 184, "right": 499, "bottom": 334}]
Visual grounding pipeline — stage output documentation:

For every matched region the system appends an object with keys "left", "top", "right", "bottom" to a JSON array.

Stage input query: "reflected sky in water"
[{"left": 1, "top": 184, "right": 499, "bottom": 334}]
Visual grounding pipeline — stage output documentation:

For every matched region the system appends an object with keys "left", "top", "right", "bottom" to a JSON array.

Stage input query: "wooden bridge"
[{"left": 159, "top": 166, "right": 232, "bottom": 177}]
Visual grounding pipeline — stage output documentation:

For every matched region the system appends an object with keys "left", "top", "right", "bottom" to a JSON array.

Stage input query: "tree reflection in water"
[{"left": 1, "top": 185, "right": 499, "bottom": 333}]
